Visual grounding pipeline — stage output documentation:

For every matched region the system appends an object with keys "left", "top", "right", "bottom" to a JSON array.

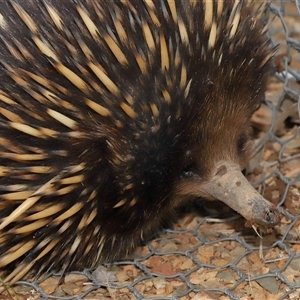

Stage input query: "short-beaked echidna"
[{"left": 0, "top": 0, "right": 280, "bottom": 284}]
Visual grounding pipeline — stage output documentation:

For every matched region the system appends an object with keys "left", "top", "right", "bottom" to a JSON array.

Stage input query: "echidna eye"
[
  {"left": 237, "top": 133, "right": 248, "bottom": 154},
  {"left": 182, "top": 163, "right": 196, "bottom": 177}
]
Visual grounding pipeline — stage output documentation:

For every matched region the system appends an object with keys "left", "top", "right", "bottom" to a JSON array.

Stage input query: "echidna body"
[{"left": 0, "top": 0, "right": 279, "bottom": 283}]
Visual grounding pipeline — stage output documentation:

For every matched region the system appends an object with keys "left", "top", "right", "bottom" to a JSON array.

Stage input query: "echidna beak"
[{"left": 202, "top": 162, "right": 280, "bottom": 228}]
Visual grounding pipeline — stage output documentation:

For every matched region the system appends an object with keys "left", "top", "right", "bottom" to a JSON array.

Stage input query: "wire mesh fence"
[{"left": 2, "top": 1, "right": 300, "bottom": 299}]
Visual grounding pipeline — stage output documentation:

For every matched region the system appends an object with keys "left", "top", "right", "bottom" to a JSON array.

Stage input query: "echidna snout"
[
  {"left": 195, "top": 162, "right": 280, "bottom": 227},
  {"left": 0, "top": 0, "right": 280, "bottom": 285}
]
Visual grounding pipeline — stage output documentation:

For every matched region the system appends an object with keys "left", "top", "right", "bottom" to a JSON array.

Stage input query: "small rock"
[
  {"left": 256, "top": 277, "right": 279, "bottom": 295},
  {"left": 153, "top": 277, "right": 166, "bottom": 290}
]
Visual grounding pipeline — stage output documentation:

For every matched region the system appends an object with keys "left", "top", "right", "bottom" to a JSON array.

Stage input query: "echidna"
[{"left": 0, "top": 0, "right": 279, "bottom": 284}]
